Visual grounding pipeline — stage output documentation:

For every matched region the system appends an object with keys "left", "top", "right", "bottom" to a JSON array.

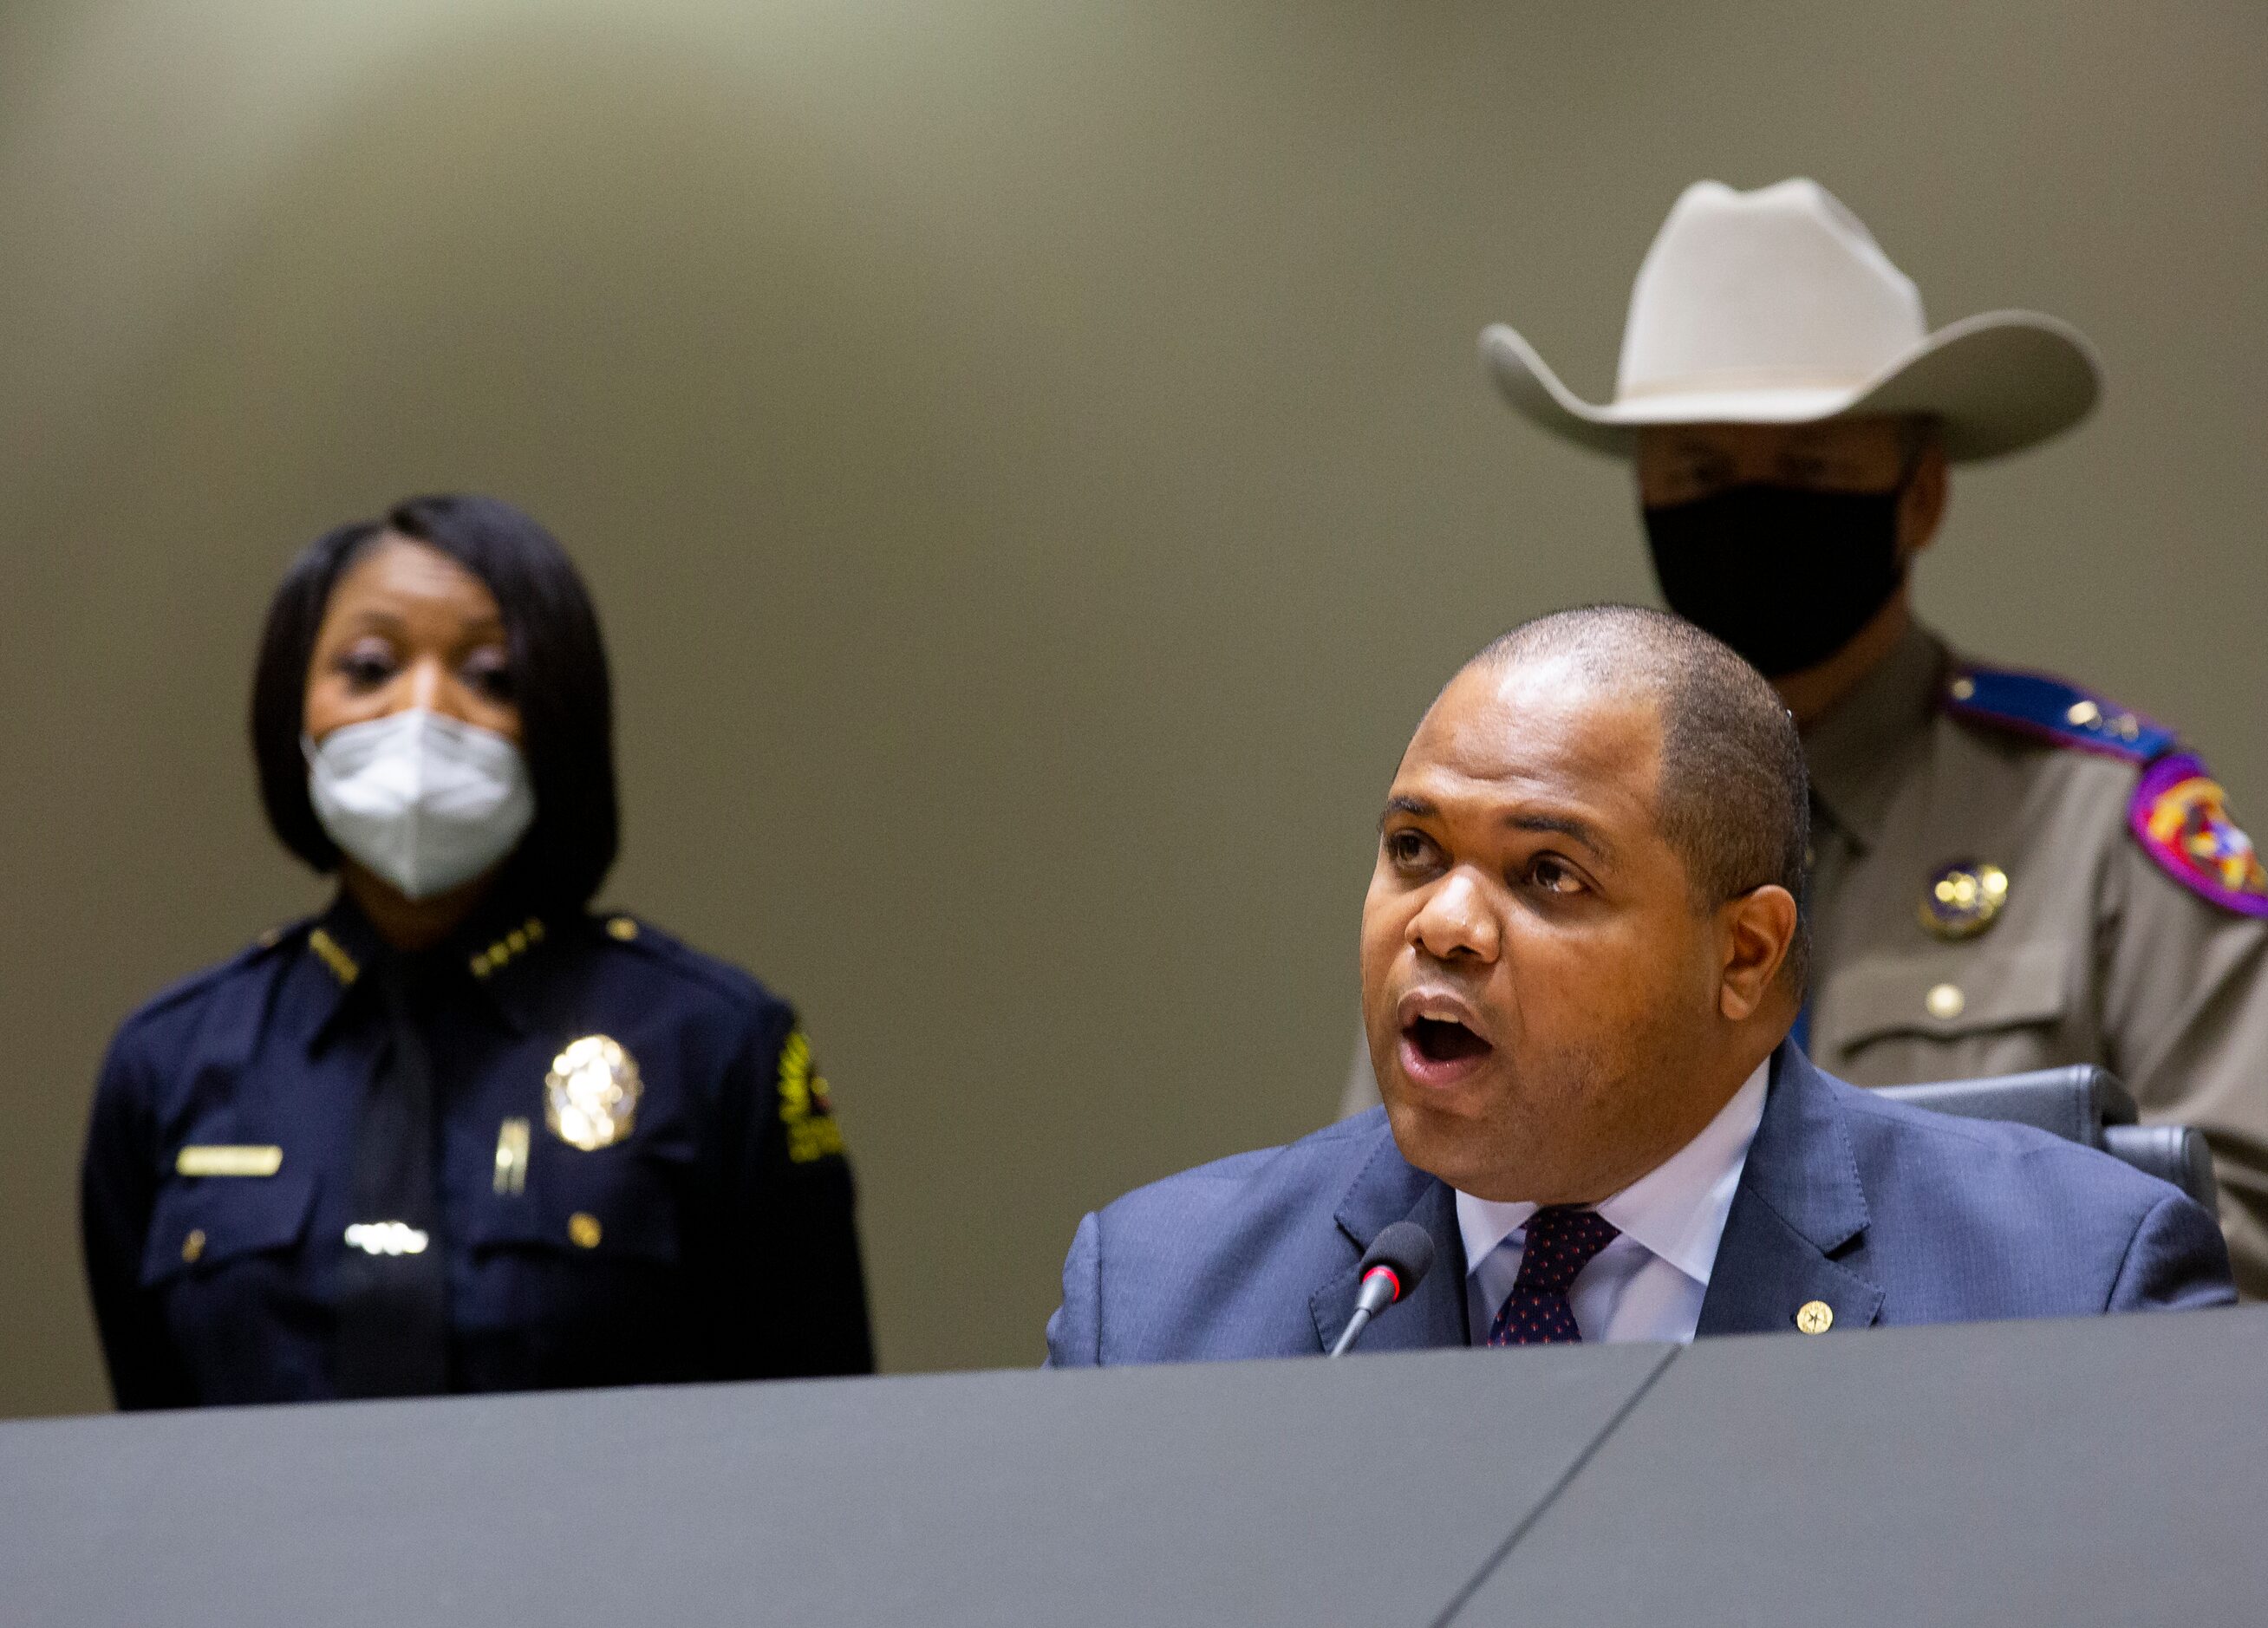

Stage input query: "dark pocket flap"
[
  {"left": 463, "top": 1142, "right": 682, "bottom": 1265},
  {"left": 1825, "top": 939, "right": 2069, "bottom": 1052},
  {"left": 140, "top": 1167, "right": 316, "bottom": 1287}
]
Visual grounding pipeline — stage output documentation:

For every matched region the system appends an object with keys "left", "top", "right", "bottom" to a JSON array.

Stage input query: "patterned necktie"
[
  {"left": 1487, "top": 1206, "right": 1621, "bottom": 1346},
  {"left": 335, "top": 956, "right": 451, "bottom": 1397}
]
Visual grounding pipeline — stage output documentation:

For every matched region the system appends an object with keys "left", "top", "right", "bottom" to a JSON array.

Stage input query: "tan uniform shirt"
[{"left": 1340, "top": 622, "right": 2268, "bottom": 1293}]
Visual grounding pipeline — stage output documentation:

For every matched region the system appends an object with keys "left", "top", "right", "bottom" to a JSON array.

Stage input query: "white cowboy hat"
[{"left": 1479, "top": 178, "right": 2102, "bottom": 462}]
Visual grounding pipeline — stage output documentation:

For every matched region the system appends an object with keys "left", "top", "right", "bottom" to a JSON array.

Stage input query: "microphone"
[{"left": 1326, "top": 1221, "right": 1436, "bottom": 1358}]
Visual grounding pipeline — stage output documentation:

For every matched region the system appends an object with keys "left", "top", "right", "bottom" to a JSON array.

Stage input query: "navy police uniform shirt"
[{"left": 81, "top": 895, "right": 874, "bottom": 1407}]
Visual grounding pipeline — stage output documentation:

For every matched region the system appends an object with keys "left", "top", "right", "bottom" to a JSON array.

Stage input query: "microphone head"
[{"left": 1359, "top": 1221, "right": 1437, "bottom": 1305}]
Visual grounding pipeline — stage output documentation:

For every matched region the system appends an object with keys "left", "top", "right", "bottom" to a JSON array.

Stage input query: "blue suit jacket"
[{"left": 1046, "top": 1045, "right": 2234, "bottom": 1364}]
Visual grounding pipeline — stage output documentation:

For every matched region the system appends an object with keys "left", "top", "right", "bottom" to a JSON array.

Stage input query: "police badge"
[
  {"left": 544, "top": 1034, "right": 642, "bottom": 1151},
  {"left": 1918, "top": 860, "right": 2010, "bottom": 941}
]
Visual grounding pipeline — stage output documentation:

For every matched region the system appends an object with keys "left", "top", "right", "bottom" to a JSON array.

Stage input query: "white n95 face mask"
[{"left": 304, "top": 708, "right": 536, "bottom": 901}]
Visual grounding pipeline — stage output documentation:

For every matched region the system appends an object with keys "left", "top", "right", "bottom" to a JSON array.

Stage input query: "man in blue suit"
[{"left": 1047, "top": 608, "right": 2232, "bottom": 1364}]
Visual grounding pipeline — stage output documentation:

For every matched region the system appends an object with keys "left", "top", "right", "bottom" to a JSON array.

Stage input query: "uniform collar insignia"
[
  {"left": 453, "top": 899, "right": 560, "bottom": 1037},
  {"left": 297, "top": 893, "right": 562, "bottom": 1050},
  {"left": 308, "top": 896, "right": 381, "bottom": 987},
  {"left": 294, "top": 898, "right": 383, "bottom": 1054},
  {"left": 467, "top": 915, "right": 548, "bottom": 982}
]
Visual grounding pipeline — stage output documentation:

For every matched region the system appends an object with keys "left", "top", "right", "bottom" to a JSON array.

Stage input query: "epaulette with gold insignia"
[{"left": 1942, "top": 662, "right": 2175, "bottom": 764}]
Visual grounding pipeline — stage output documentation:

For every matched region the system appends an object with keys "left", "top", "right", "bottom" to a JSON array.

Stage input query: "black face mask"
[{"left": 1642, "top": 482, "right": 1906, "bottom": 678}]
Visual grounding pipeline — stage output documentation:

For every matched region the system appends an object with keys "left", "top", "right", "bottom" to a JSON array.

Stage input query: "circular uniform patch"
[
  {"left": 1918, "top": 860, "right": 2010, "bottom": 941},
  {"left": 2130, "top": 754, "right": 2268, "bottom": 919}
]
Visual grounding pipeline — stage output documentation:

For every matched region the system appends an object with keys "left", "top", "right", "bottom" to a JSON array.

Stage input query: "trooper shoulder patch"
[
  {"left": 1943, "top": 663, "right": 2175, "bottom": 764},
  {"left": 2129, "top": 755, "right": 2268, "bottom": 919}
]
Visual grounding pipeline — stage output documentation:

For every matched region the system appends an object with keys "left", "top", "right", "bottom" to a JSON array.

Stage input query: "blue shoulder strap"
[
  {"left": 1945, "top": 661, "right": 2267, "bottom": 916},
  {"left": 1942, "top": 661, "right": 2176, "bottom": 764}
]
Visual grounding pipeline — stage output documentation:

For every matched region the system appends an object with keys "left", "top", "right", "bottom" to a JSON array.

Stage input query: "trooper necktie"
[
  {"left": 335, "top": 956, "right": 450, "bottom": 1397},
  {"left": 1487, "top": 1206, "right": 1621, "bottom": 1346}
]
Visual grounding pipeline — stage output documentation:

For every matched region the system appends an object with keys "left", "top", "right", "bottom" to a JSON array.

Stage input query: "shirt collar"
[
  {"left": 1454, "top": 1056, "right": 1771, "bottom": 1291},
  {"left": 298, "top": 889, "right": 558, "bottom": 1050},
  {"left": 1800, "top": 620, "right": 1948, "bottom": 851}
]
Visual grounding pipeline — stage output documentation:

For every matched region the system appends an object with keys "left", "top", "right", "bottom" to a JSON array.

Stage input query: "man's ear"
[
  {"left": 1718, "top": 884, "right": 1799, "bottom": 1021},
  {"left": 1900, "top": 440, "right": 1949, "bottom": 558}
]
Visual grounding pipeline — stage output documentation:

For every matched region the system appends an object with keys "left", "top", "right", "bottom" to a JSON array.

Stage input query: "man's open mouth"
[{"left": 1404, "top": 1015, "right": 1492, "bottom": 1066}]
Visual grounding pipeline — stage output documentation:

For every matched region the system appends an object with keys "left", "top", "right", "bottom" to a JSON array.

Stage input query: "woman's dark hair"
[{"left": 250, "top": 493, "right": 619, "bottom": 910}]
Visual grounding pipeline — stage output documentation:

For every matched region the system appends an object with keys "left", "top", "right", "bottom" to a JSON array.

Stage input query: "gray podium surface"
[
  {"left": 0, "top": 1341, "right": 1672, "bottom": 1628},
  {"left": 1451, "top": 1306, "right": 2268, "bottom": 1626},
  {"left": 6, "top": 1311, "right": 2264, "bottom": 1625}
]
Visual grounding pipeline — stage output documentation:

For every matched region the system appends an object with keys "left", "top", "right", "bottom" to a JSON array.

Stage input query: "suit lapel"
[
  {"left": 1310, "top": 1051, "right": 1888, "bottom": 1349},
  {"left": 1308, "top": 1121, "right": 1470, "bottom": 1353},
  {"left": 1697, "top": 1045, "right": 1885, "bottom": 1338}
]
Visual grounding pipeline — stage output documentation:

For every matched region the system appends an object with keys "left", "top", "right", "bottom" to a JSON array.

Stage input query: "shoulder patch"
[
  {"left": 775, "top": 1028, "right": 847, "bottom": 1163},
  {"left": 2129, "top": 754, "right": 2268, "bottom": 918},
  {"left": 1943, "top": 663, "right": 2175, "bottom": 764}
]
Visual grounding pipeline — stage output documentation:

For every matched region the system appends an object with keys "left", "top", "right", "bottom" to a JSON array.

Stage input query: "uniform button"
[
  {"left": 605, "top": 916, "right": 638, "bottom": 942},
  {"left": 1795, "top": 1300, "right": 1834, "bottom": 1334},
  {"left": 2065, "top": 700, "right": 2101, "bottom": 727},
  {"left": 1949, "top": 676, "right": 1977, "bottom": 701},
  {"left": 568, "top": 1212, "right": 603, "bottom": 1249},
  {"left": 181, "top": 1228, "right": 206, "bottom": 1264},
  {"left": 1926, "top": 982, "right": 1965, "bottom": 1020}
]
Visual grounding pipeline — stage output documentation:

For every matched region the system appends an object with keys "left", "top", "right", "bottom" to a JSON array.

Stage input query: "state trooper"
[{"left": 1342, "top": 179, "right": 2268, "bottom": 1293}]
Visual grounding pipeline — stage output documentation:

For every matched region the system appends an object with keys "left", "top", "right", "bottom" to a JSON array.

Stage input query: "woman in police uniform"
[{"left": 81, "top": 494, "right": 873, "bottom": 1406}]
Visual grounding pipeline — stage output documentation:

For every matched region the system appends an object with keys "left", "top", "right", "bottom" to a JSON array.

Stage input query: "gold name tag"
[{"left": 176, "top": 1145, "right": 283, "bottom": 1178}]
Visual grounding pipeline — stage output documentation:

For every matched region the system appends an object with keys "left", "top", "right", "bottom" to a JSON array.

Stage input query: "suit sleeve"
[
  {"left": 2106, "top": 1191, "right": 2239, "bottom": 1312},
  {"left": 1043, "top": 1212, "right": 1103, "bottom": 1367},
  {"left": 705, "top": 1006, "right": 875, "bottom": 1379},
  {"left": 2099, "top": 838, "right": 2268, "bottom": 1297},
  {"left": 80, "top": 1028, "right": 192, "bottom": 1410}
]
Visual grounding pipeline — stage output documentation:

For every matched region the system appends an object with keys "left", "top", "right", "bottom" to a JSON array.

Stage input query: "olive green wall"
[{"left": 2, "top": 1, "right": 2261, "bottom": 1415}]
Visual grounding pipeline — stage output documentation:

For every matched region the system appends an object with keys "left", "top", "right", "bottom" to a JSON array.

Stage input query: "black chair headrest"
[{"left": 1874, "top": 1065, "right": 2139, "bottom": 1149}]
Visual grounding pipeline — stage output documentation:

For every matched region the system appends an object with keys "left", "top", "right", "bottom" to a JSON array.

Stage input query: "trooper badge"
[
  {"left": 545, "top": 1035, "right": 642, "bottom": 1151},
  {"left": 1919, "top": 860, "right": 2009, "bottom": 941}
]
